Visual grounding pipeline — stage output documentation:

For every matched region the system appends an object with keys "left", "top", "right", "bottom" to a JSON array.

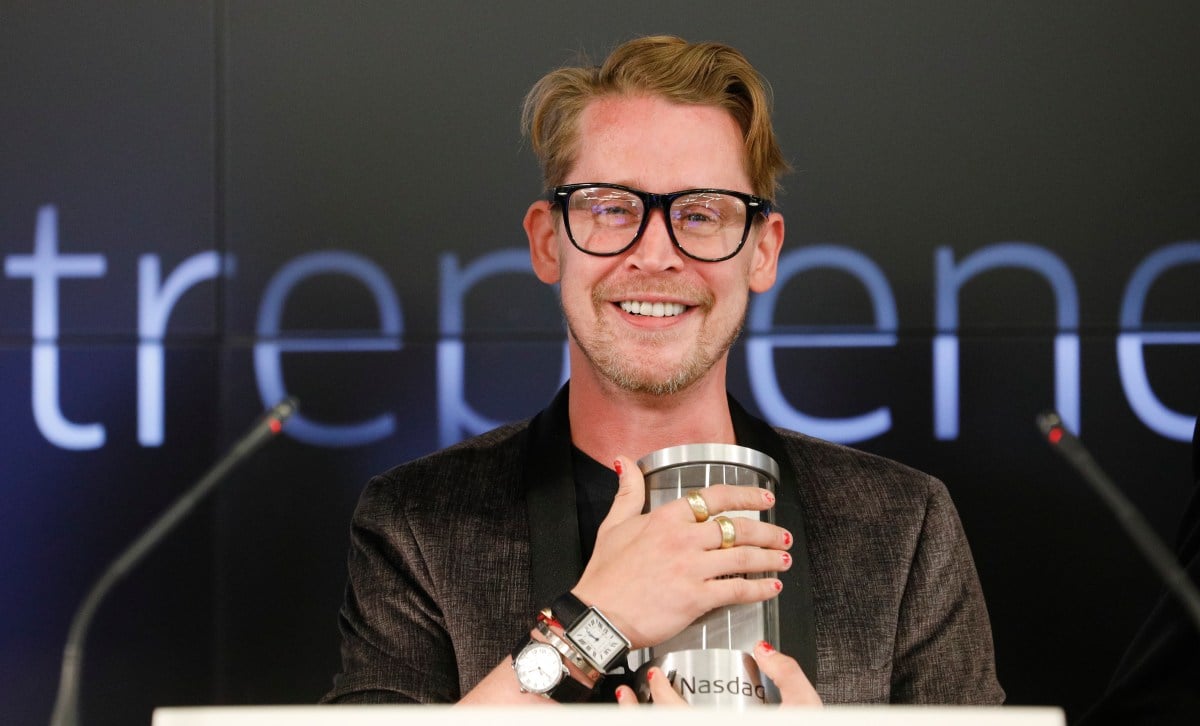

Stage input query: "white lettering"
[
  {"left": 437, "top": 250, "right": 565, "bottom": 447},
  {"left": 4, "top": 206, "right": 107, "bottom": 449},
  {"left": 746, "top": 246, "right": 896, "bottom": 443},
  {"left": 254, "top": 251, "right": 402, "bottom": 447},
  {"left": 1117, "top": 242, "right": 1200, "bottom": 441},
  {"left": 935, "top": 243, "right": 1080, "bottom": 439},
  {"left": 137, "top": 252, "right": 229, "bottom": 445}
]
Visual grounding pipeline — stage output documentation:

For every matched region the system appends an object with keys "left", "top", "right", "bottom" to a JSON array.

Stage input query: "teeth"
[{"left": 620, "top": 301, "right": 686, "bottom": 317}]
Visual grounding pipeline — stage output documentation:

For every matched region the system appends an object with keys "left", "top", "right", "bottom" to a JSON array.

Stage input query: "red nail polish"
[
  {"left": 763, "top": 490, "right": 775, "bottom": 505},
  {"left": 614, "top": 460, "right": 623, "bottom": 475},
  {"left": 758, "top": 640, "right": 775, "bottom": 653},
  {"left": 773, "top": 580, "right": 783, "bottom": 592},
  {"left": 781, "top": 552, "right": 791, "bottom": 566},
  {"left": 647, "top": 669, "right": 655, "bottom": 681},
  {"left": 782, "top": 531, "right": 792, "bottom": 547}
]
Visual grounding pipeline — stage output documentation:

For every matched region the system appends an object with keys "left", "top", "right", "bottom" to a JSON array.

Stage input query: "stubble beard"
[{"left": 562, "top": 281, "right": 747, "bottom": 397}]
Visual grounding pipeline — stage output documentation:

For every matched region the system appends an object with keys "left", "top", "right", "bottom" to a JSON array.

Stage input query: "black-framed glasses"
[{"left": 547, "top": 183, "right": 773, "bottom": 262}]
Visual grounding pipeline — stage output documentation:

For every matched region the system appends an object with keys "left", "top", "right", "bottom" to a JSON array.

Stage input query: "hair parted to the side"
[{"left": 521, "top": 35, "right": 789, "bottom": 201}]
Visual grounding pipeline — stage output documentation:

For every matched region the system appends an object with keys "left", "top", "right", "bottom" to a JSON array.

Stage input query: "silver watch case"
[
  {"left": 511, "top": 640, "right": 568, "bottom": 696},
  {"left": 563, "top": 607, "right": 631, "bottom": 673}
]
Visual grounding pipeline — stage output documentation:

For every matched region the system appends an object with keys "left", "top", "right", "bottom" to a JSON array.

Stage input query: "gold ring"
[
  {"left": 714, "top": 516, "right": 736, "bottom": 549},
  {"left": 686, "top": 491, "right": 710, "bottom": 523}
]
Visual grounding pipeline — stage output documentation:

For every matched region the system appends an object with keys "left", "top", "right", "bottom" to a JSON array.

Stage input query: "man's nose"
[{"left": 626, "top": 209, "right": 684, "bottom": 270}]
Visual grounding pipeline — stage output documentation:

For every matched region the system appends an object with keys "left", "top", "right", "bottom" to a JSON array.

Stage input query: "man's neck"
[{"left": 567, "top": 360, "right": 736, "bottom": 468}]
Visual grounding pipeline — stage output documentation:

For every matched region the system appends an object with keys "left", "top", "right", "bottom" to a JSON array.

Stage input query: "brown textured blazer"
[{"left": 324, "top": 385, "right": 1003, "bottom": 704}]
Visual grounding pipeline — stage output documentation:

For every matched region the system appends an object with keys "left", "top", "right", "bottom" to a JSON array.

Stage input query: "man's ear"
[
  {"left": 748, "top": 212, "right": 784, "bottom": 293},
  {"left": 525, "top": 200, "right": 561, "bottom": 284}
]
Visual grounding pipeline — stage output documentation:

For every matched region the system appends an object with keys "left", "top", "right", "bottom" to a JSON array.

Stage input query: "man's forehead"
[
  {"left": 578, "top": 94, "right": 736, "bottom": 134},
  {"left": 569, "top": 95, "right": 751, "bottom": 191}
]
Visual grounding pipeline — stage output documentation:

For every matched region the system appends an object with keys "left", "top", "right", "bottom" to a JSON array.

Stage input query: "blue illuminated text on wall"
[{"left": 4, "top": 205, "right": 1198, "bottom": 449}]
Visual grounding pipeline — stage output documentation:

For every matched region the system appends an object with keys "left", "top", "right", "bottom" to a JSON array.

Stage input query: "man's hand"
[
  {"left": 571, "top": 455, "right": 793, "bottom": 650},
  {"left": 615, "top": 641, "right": 822, "bottom": 707}
]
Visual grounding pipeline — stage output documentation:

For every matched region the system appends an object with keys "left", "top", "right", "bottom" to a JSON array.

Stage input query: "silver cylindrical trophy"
[{"left": 632, "top": 443, "right": 781, "bottom": 707}]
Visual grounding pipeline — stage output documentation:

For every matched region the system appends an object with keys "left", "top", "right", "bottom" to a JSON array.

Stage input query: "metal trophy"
[{"left": 632, "top": 444, "right": 782, "bottom": 707}]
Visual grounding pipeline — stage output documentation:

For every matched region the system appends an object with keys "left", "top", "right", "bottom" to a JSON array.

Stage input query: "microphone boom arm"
[
  {"left": 1037, "top": 410, "right": 1200, "bottom": 635},
  {"left": 49, "top": 397, "right": 298, "bottom": 726}
]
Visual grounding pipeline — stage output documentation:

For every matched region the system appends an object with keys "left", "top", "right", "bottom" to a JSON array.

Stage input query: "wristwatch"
[
  {"left": 537, "top": 609, "right": 602, "bottom": 682},
  {"left": 552, "top": 592, "right": 631, "bottom": 674},
  {"left": 510, "top": 636, "right": 592, "bottom": 702}
]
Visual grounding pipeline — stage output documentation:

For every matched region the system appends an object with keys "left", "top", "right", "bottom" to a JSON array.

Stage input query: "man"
[{"left": 324, "top": 35, "right": 1003, "bottom": 706}]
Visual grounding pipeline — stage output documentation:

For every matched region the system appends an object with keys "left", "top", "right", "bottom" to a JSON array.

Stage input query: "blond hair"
[{"left": 521, "top": 35, "right": 788, "bottom": 200}]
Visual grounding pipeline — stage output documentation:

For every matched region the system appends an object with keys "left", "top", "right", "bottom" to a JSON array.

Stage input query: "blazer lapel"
[{"left": 523, "top": 384, "right": 582, "bottom": 610}]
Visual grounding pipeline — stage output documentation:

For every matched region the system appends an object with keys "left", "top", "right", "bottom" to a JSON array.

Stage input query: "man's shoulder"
[
  {"left": 771, "top": 426, "right": 947, "bottom": 509},
  {"left": 403, "top": 420, "right": 531, "bottom": 470},
  {"left": 360, "top": 420, "right": 532, "bottom": 512}
]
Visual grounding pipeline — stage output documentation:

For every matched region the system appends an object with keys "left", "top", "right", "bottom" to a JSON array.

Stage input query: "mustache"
[{"left": 591, "top": 275, "right": 715, "bottom": 308}]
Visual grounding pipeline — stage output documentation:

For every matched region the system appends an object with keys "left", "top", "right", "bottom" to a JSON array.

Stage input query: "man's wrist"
[
  {"left": 511, "top": 632, "right": 593, "bottom": 703},
  {"left": 551, "top": 591, "right": 631, "bottom": 675},
  {"left": 534, "top": 614, "right": 603, "bottom": 685},
  {"left": 537, "top": 610, "right": 603, "bottom": 683}
]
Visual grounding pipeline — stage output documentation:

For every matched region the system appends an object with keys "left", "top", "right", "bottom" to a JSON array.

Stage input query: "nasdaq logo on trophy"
[{"left": 633, "top": 444, "right": 782, "bottom": 707}]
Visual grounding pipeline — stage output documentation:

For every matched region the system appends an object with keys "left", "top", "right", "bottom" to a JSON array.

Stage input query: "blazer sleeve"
[
  {"left": 890, "top": 481, "right": 1005, "bottom": 703},
  {"left": 321, "top": 473, "right": 460, "bottom": 703}
]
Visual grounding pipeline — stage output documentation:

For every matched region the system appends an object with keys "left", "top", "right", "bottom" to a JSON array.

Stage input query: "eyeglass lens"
[{"left": 564, "top": 185, "right": 748, "bottom": 260}]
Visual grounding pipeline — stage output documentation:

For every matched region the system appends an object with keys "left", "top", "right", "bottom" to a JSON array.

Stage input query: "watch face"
[
  {"left": 514, "top": 642, "right": 563, "bottom": 694},
  {"left": 572, "top": 611, "right": 626, "bottom": 669}
]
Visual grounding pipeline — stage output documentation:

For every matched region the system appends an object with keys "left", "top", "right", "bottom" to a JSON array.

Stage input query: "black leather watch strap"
[{"left": 551, "top": 591, "right": 590, "bottom": 629}]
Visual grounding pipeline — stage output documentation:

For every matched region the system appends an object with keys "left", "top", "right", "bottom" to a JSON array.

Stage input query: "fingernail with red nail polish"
[
  {"left": 647, "top": 669, "right": 655, "bottom": 681},
  {"left": 781, "top": 552, "right": 792, "bottom": 566},
  {"left": 614, "top": 460, "right": 623, "bottom": 475},
  {"left": 783, "top": 531, "right": 792, "bottom": 547},
  {"left": 758, "top": 640, "right": 775, "bottom": 654},
  {"left": 773, "top": 580, "right": 783, "bottom": 592},
  {"left": 763, "top": 490, "right": 775, "bottom": 505}
]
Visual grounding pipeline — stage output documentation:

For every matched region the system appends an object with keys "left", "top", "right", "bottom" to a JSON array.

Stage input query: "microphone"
[
  {"left": 48, "top": 397, "right": 299, "bottom": 726},
  {"left": 1036, "top": 410, "right": 1200, "bottom": 635}
]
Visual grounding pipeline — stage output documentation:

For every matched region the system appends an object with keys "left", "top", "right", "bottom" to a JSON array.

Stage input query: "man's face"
[{"left": 527, "top": 94, "right": 783, "bottom": 396}]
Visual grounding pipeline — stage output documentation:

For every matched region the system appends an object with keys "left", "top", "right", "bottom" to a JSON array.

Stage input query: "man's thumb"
[{"left": 604, "top": 455, "right": 645, "bottom": 524}]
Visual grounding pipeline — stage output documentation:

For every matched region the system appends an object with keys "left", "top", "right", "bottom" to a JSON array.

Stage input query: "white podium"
[{"left": 153, "top": 705, "right": 1065, "bottom": 726}]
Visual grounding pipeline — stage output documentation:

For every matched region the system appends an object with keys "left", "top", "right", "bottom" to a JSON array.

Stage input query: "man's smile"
[{"left": 618, "top": 300, "right": 688, "bottom": 317}]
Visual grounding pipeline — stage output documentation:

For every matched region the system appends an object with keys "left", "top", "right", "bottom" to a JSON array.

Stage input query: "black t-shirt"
[{"left": 572, "top": 445, "right": 619, "bottom": 564}]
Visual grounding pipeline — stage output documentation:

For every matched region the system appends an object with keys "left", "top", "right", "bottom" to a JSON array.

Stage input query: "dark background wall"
[{"left": 2, "top": 2, "right": 1197, "bottom": 724}]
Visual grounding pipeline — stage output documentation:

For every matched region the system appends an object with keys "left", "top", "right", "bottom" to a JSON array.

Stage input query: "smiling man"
[{"left": 324, "top": 35, "right": 1003, "bottom": 706}]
